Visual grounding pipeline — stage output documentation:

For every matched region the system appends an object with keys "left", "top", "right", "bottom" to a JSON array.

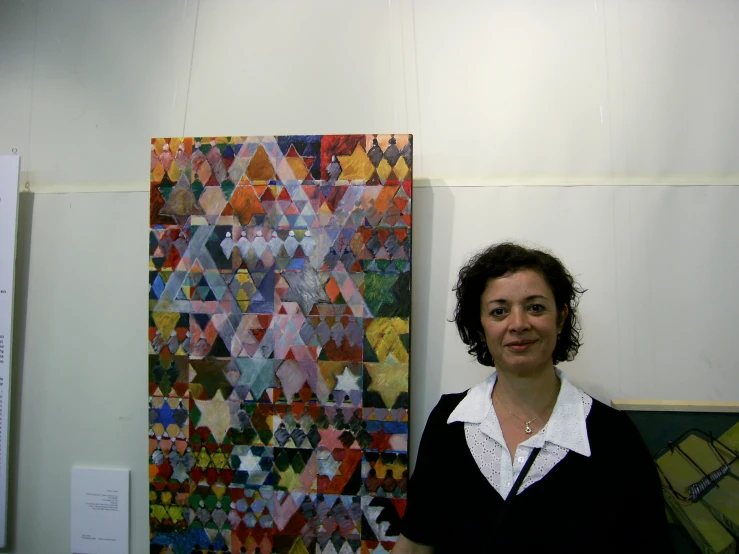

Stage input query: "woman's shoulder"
[
  {"left": 585, "top": 397, "right": 649, "bottom": 454},
  {"left": 430, "top": 390, "right": 469, "bottom": 420},
  {"left": 586, "top": 397, "right": 633, "bottom": 431}
]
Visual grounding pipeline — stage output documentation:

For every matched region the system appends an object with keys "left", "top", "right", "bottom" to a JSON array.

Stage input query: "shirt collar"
[{"left": 447, "top": 368, "right": 591, "bottom": 457}]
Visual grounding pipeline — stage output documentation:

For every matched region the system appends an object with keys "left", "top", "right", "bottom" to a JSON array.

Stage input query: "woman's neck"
[{"left": 493, "top": 366, "right": 560, "bottom": 414}]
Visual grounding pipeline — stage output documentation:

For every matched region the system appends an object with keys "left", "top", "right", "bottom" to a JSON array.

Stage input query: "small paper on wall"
[{"left": 71, "top": 467, "right": 129, "bottom": 554}]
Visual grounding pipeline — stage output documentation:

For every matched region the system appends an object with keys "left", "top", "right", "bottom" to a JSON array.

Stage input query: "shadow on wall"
[
  {"left": 409, "top": 184, "right": 455, "bottom": 471},
  {"left": 3, "top": 192, "right": 34, "bottom": 553}
]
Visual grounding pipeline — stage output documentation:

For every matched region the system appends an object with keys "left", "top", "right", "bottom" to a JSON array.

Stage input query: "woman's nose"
[{"left": 509, "top": 307, "right": 529, "bottom": 331}]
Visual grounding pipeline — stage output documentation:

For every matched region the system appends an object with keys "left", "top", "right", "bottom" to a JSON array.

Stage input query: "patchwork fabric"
[{"left": 149, "top": 135, "right": 411, "bottom": 553}]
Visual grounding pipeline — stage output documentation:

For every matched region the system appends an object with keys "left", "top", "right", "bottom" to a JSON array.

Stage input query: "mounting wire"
[{"left": 182, "top": 0, "right": 201, "bottom": 137}]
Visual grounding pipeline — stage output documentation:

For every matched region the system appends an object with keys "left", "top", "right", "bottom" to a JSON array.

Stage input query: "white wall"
[{"left": 2, "top": 1, "right": 739, "bottom": 552}]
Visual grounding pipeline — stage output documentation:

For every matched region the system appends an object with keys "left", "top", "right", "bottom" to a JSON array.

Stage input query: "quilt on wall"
[{"left": 149, "top": 135, "right": 412, "bottom": 554}]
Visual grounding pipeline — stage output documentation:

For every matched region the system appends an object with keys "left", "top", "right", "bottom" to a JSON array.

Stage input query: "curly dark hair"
[{"left": 453, "top": 242, "right": 585, "bottom": 367}]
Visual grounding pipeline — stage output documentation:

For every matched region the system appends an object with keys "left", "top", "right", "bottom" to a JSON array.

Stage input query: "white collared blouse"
[{"left": 447, "top": 368, "right": 593, "bottom": 499}]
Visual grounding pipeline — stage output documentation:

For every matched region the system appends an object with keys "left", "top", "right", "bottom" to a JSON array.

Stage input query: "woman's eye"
[
  {"left": 491, "top": 308, "right": 506, "bottom": 317},
  {"left": 529, "top": 304, "right": 545, "bottom": 313}
]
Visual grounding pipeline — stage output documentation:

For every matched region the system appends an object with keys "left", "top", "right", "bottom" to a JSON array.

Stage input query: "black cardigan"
[{"left": 400, "top": 392, "right": 675, "bottom": 553}]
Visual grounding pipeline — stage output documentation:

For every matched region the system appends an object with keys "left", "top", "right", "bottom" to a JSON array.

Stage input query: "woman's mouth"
[{"left": 506, "top": 340, "right": 537, "bottom": 352}]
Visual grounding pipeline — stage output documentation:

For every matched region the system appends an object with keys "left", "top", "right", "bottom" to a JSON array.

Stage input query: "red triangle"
[
  {"left": 277, "top": 187, "right": 292, "bottom": 201},
  {"left": 164, "top": 247, "right": 181, "bottom": 269},
  {"left": 303, "top": 156, "right": 315, "bottom": 169},
  {"left": 357, "top": 247, "right": 373, "bottom": 261},
  {"left": 299, "top": 386, "right": 313, "bottom": 403},
  {"left": 367, "top": 171, "right": 381, "bottom": 186},
  {"left": 258, "top": 314, "right": 272, "bottom": 328},
  {"left": 285, "top": 144, "right": 301, "bottom": 158},
  {"left": 394, "top": 196, "right": 409, "bottom": 212},
  {"left": 402, "top": 180, "right": 412, "bottom": 197},
  {"left": 391, "top": 497, "right": 407, "bottom": 518},
  {"left": 260, "top": 187, "right": 276, "bottom": 202}
]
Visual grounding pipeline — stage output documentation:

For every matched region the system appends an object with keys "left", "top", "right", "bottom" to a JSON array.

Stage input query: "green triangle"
[
  {"left": 190, "top": 403, "right": 201, "bottom": 427},
  {"left": 258, "top": 429, "right": 273, "bottom": 445},
  {"left": 221, "top": 180, "right": 236, "bottom": 200},
  {"left": 204, "top": 495, "right": 219, "bottom": 511},
  {"left": 158, "top": 375, "right": 172, "bottom": 397},
  {"left": 191, "top": 180, "right": 204, "bottom": 200},
  {"left": 376, "top": 260, "right": 391, "bottom": 271},
  {"left": 363, "top": 339, "right": 379, "bottom": 362},
  {"left": 400, "top": 332, "right": 411, "bottom": 354},
  {"left": 159, "top": 184, "right": 174, "bottom": 202},
  {"left": 394, "top": 260, "right": 409, "bottom": 272},
  {"left": 212, "top": 286, "right": 228, "bottom": 301},
  {"left": 291, "top": 453, "right": 306, "bottom": 473}
]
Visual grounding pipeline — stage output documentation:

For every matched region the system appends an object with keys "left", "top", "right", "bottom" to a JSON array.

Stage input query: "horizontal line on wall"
[
  {"left": 19, "top": 175, "right": 739, "bottom": 194},
  {"left": 417, "top": 175, "right": 739, "bottom": 187},
  {"left": 612, "top": 399, "right": 739, "bottom": 413}
]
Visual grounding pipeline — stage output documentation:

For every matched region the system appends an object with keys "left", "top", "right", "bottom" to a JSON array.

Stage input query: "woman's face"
[{"left": 479, "top": 269, "right": 566, "bottom": 376}]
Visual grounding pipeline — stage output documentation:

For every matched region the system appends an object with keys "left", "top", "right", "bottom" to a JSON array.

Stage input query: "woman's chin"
[{"left": 497, "top": 358, "right": 554, "bottom": 376}]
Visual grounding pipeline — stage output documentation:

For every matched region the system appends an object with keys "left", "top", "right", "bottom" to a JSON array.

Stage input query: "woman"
[{"left": 393, "top": 243, "right": 673, "bottom": 553}]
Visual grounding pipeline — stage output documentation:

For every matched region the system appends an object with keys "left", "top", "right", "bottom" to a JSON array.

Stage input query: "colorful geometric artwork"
[{"left": 149, "top": 135, "right": 411, "bottom": 553}]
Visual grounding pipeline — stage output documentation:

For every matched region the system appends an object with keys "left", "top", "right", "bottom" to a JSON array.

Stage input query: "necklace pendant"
[{"left": 525, "top": 423, "right": 532, "bottom": 434}]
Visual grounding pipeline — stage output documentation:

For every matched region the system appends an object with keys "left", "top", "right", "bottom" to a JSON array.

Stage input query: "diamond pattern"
[{"left": 150, "top": 135, "right": 411, "bottom": 553}]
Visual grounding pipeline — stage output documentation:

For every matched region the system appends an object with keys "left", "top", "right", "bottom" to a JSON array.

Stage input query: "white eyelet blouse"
[{"left": 447, "top": 368, "right": 593, "bottom": 499}]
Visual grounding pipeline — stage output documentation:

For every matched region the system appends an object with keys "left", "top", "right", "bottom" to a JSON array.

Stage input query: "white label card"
[{"left": 71, "top": 468, "right": 130, "bottom": 554}]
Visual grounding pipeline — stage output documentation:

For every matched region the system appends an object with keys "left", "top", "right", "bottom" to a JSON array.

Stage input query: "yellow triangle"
[
  {"left": 286, "top": 156, "right": 309, "bottom": 180},
  {"left": 246, "top": 145, "right": 276, "bottom": 181},
  {"left": 318, "top": 361, "right": 345, "bottom": 393},
  {"left": 151, "top": 163, "right": 165, "bottom": 183},
  {"left": 394, "top": 156, "right": 410, "bottom": 180},
  {"left": 338, "top": 143, "right": 375, "bottom": 181},
  {"left": 153, "top": 312, "right": 180, "bottom": 340},
  {"left": 376, "top": 158, "right": 393, "bottom": 181},
  {"left": 152, "top": 138, "right": 167, "bottom": 155},
  {"left": 169, "top": 138, "right": 183, "bottom": 153},
  {"left": 288, "top": 538, "right": 311, "bottom": 554},
  {"left": 167, "top": 160, "right": 181, "bottom": 183}
]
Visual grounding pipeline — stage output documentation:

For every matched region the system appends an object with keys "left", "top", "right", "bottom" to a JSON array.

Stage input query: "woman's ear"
[{"left": 557, "top": 305, "right": 569, "bottom": 334}]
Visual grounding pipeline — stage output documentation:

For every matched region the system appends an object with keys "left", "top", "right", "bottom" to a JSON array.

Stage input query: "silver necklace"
[{"left": 495, "top": 391, "right": 555, "bottom": 434}]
